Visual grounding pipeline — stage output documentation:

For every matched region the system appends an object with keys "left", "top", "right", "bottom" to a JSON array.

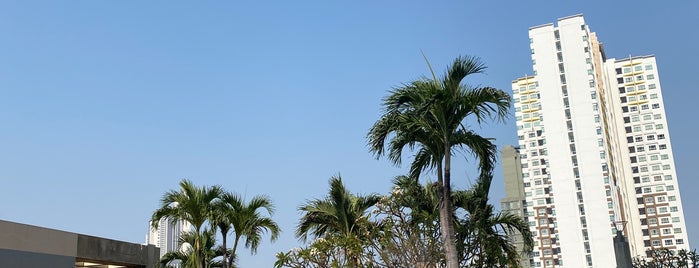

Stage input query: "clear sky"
[{"left": 1, "top": 1, "right": 697, "bottom": 266}]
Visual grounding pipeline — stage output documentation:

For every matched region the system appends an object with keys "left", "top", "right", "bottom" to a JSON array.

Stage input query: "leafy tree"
[
  {"left": 368, "top": 55, "right": 511, "bottom": 267},
  {"left": 374, "top": 175, "right": 532, "bottom": 268},
  {"left": 151, "top": 179, "right": 224, "bottom": 268},
  {"left": 632, "top": 248, "right": 698, "bottom": 268},
  {"left": 275, "top": 234, "right": 381, "bottom": 268},
  {"left": 369, "top": 176, "right": 444, "bottom": 267}
]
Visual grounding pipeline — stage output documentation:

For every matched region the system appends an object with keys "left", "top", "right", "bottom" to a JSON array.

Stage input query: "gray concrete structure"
[
  {"left": 500, "top": 145, "right": 531, "bottom": 268},
  {"left": 0, "top": 220, "right": 159, "bottom": 268}
]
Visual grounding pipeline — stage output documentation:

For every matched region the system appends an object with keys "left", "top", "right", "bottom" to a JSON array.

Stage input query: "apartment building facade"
[{"left": 505, "top": 14, "right": 689, "bottom": 267}]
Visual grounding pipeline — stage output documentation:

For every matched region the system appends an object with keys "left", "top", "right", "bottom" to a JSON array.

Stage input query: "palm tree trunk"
[
  {"left": 194, "top": 226, "right": 204, "bottom": 268},
  {"left": 221, "top": 232, "right": 228, "bottom": 268},
  {"left": 229, "top": 235, "right": 241, "bottom": 267},
  {"left": 441, "top": 147, "right": 459, "bottom": 268}
]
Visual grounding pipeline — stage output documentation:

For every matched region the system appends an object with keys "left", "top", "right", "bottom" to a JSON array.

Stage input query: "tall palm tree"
[
  {"left": 152, "top": 179, "right": 224, "bottom": 268},
  {"left": 296, "top": 175, "right": 380, "bottom": 267},
  {"left": 210, "top": 201, "right": 233, "bottom": 268},
  {"left": 454, "top": 175, "right": 533, "bottom": 267},
  {"left": 219, "top": 193, "right": 280, "bottom": 267},
  {"left": 368, "top": 55, "right": 511, "bottom": 267}
]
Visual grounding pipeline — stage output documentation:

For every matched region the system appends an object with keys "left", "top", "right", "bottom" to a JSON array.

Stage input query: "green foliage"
[
  {"left": 152, "top": 179, "right": 224, "bottom": 268},
  {"left": 217, "top": 192, "right": 280, "bottom": 267},
  {"left": 293, "top": 175, "right": 380, "bottom": 268},
  {"left": 632, "top": 248, "right": 698, "bottom": 268},
  {"left": 160, "top": 230, "right": 224, "bottom": 268},
  {"left": 367, "top": 55, "right": 511, "bottom": 268},
  {"left": 152, "top": 179, "right": 279, "bottom": 268},
  {"left": 276, "top": 174, "right": 533, "bottom": 268},
  {"left": 455, "top": 176, "right": 533, "bottom": 268}
]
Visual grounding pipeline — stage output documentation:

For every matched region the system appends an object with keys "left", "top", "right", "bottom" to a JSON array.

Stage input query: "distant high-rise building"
[
  {"left": 506, "top": 14, "right": 690, "bottom": 267},
  {"left": 500, "top": 145, "right": 531, "bottom": 268},
  {"left": 147, "top": 218, "right": 192, "bottom": 260}
]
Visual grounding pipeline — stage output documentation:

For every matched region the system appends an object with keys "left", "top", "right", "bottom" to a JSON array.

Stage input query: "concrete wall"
[
  {"left": 77, "top": 234, "right": 159, "bottom": 267},
  {"left": 0, "top": 248, "right": 75, "bottom": 268},
  {"left": 0, "top": 220, "right": 159, "bottom": 268}
]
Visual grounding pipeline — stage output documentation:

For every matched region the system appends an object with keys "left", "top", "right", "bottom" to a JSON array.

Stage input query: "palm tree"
[
  {"left": 219, "top": 192, "right": 280, "bottom": 267},
  {"left": 160, "top": 230, "right": 224, "bottom": 268},
  {"left": 152, "top": 179, "right": 224, "bottom": 268},
  {"left": 296, "top": 175, "right": 380, "bottom": 267},
  {"left": 210, "top": 201, "right": 233, "bottom": 268},
  {"left": 454, "top": 175, "right": 533, "bottom": 267},
  {"left": 368, "top": 55, "right": 511, "bottom": 267}
]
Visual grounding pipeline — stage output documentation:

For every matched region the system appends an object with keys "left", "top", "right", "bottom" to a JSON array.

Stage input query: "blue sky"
[{"left": 1, "top": 1, "right": 697, "bottom": 266}]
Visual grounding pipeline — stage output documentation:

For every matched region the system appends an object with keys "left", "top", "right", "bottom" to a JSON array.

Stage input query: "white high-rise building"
[
  {"left": 147, "top": 218, "right": 193, "bottom": 260},
  {"left": 509, "top": 14, "right": 690, "bottom": 267}
]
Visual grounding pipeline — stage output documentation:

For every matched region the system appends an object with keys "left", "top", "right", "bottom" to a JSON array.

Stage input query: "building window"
[{"left": 647, "top": 74, "right": 655, "bottom": 80}]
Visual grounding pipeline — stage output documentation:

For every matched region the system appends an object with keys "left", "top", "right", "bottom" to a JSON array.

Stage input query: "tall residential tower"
[
  {"left": 147, "top": 218, "right": 192, "bottom": 260},
  {"left": 506, "top": 14, "right": 689, "bottom": 268}
]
